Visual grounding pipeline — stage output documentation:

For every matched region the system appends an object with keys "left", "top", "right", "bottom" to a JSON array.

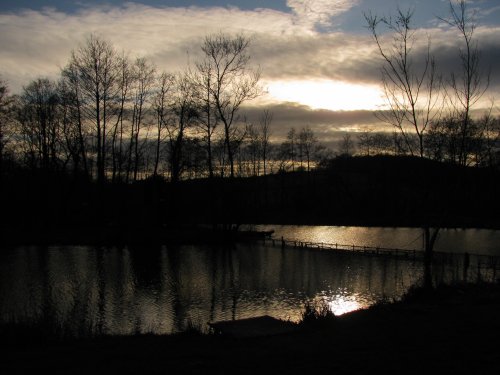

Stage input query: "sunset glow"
[{"left": 266, "top": 80, "right": 385, "bottom": 111}]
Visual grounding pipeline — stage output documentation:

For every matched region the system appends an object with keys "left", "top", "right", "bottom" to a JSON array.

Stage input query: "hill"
[{"left": 1, "top": 156, "right": 499, "bottom": 244}]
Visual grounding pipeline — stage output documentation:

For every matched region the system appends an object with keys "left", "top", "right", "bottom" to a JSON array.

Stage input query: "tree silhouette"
[
  {"left": 68, "top": 35, "right": 119, "bottom": 184},
  {"left": 61, "top": 60, "right": 90, "bottom": 177},
  {"left": 166, "top": 72, "right": 199, "bottom": 183},
  {"left": 0, "top": 78, "right": 13, "bottom": 178},
  {"left": 259, "top": 109, "right": 273, "bottom": 176},
  {"left": 110, "top": 53, "right": 133, "bottom": 182},
  {"left": 152, "top": 72, "right": 174, "bottom": 177},
  {"left": 365, "top": 9, "right": 443, "bottom": 158},
  {"left": 18, "top": 78, "right": 62, "bottom": 172},
  {"left": 440, "top": 0, "right": 490, "bottom": 167},
  {"left": 129, "top": 57, "right": 156, "bottom": 182},
  {"left": 194, "top": 58, "right": 219, "bottom": 178},
  {"left": 339, "top": 133, "right": 354, "bottom": 157},
  {"left": 200, "top": 33, "right": 261, "bottom": 178},
  {"left": 366, "top": 8, "right": 443, "bottom": 289},
  {"left": 298, "top": 126, "right": 317, "bottom": 172}
]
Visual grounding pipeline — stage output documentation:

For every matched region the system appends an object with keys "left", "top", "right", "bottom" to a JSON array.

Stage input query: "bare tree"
[
  {"left": 286, "top": 128, "right": 297, "bottom": 171},
  {"left": 166, "top": 72, "right": 198, "bottom": 183},
  {"left": 129, "top": 57, "right": 156, "bottom": 182},
  {"left": 245, "top": 122, "right": 260, "bottom": 176},
  {"left": 69, "top": 35, "right": 119, "bottom": 184},
  {"left": 340, "top": 133, "right": 354, "bottom": 157},
  {"left": 371, "top": 133, "right": 393, "bottom": 155},
  {"left": 110, "top": 53, "right": 133, "bottom": 182},
  {"left": 0, "top": 78, "right": 13, "bottom": 177},
  {"left": 61, "top": 61, "right": 89, "bottom": 177},
  {"left": 366, "top": 9, "right": 444, "bottom": 288},
  {"left": 152, "top": 71, "right": 174, "bottom": 177},
  {"left": 365, "top": 9, "right": 443, "bottom": 158},
  {"left": 475, "top": 108, "right": 500, "bottom": 167},
  {"left": 259, "top": 109, "right": 272, "bottom": 175},
  {"left": 298, "top": 126, "right": 318, "bottom": 172},
  {"left": 58, "top": 78, "right": 86, "bottom": 175},
  {"left": 440, "top": 0, "right": 489, "bottom": 166},
  {"left": 18, "top": 78, "right": 62, "bottom": 171},
  {"left": 357, "top": 131, "right": 373, "bottom": 156},
  {"left": 194, "top": 60, "right": 219, "bottom": 178},
  {"left": 200, "top": 33, "right": 261, "bottom": 178}
]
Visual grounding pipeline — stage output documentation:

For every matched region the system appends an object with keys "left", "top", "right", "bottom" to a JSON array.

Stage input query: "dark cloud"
[
  {"left": 252, "top": 33, "right": 382, "bottom": 85},
  {"left": 241, "top": 102, "right": 386, "bottom": 143}
]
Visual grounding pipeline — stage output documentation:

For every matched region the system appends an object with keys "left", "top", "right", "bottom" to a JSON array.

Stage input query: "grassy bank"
[{"left": 2, "top": 282, "right": 499, "bottom": 374}]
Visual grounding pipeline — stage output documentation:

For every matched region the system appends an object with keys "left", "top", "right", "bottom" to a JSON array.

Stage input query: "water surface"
[
  {"left": 1, "top": 243, "right": 422, "bottom": 336},
  {"left": 1, "top": 226, "right": 497, "bottom": 337},
  {"left": 254, "top": 225, "right": 500, "bottom": 255}
]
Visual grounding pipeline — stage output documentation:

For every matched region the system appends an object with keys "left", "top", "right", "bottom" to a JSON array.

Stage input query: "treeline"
[
  {"left": 0, "top": 33, "right": 332, "bottom": 184},
  {"left": 338, "top": 114, "right": 500, "bottom": 167},
  {"left": 2, "top": 28, "right": 499, "bottom": 185},
  {"left": 359, "top": 1, "right": 500, "bottom": 171}
]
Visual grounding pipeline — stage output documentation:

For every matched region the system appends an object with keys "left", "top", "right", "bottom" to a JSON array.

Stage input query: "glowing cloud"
[{"left": 266, "top": 79, "right": 385, "bottom": 111}]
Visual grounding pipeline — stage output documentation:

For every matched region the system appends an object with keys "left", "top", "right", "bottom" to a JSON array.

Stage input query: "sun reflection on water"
[{"left": 326, "top": 294, "right": 365, "bottom": 316}]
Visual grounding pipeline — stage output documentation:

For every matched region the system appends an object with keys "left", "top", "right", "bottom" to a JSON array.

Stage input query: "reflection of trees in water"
[
  {"left": 163, "top": 246, "right": 184, "bottom": 333},
  {"left": 1, "top": 244, "right": 497, "bottom": 336}
]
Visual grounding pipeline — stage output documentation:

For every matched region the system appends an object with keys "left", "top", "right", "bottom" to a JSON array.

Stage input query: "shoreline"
[
  {"left": 2, "top": 282, "right": 499, "bottom": 374},
  {"left": 1, "top": 222, "right": 500, "bottom": 247}
]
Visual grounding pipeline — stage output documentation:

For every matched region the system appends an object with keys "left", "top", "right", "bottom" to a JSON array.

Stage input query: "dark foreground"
[
  {"left": 2, "top": 283, "right": 500, "bottom": 374},
  {"left": 3, "top": 156, "right": 500, "bottom": 244}
]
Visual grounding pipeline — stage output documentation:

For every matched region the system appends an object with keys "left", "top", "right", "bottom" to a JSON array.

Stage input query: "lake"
[
  {"left": 252, "top": 225, "right": 500, "bottom": 255},
  {"left": 1, "top": 226, "right": 498, "bottom": 337}
]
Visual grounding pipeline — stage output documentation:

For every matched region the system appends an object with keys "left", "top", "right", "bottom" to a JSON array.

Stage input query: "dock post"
[{"left": 281, "top": 236, "right": 285, "bottom": 249}]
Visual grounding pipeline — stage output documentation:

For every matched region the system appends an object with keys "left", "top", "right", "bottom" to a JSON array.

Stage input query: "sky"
[{"left": 1, "top": 0, "right": 499, "bottom": 144}]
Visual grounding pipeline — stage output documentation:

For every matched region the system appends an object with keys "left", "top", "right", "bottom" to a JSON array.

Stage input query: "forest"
[{"left": 0, "top": 33, "right": 332, "bottom": 184}]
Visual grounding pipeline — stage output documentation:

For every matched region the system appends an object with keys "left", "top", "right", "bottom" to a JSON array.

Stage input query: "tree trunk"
[
  {"left": 225, "top": 125, "right": 234, "bottom": 178},
  {"left": 153, "top": 123, "right": 161, "bottom": 177},
  {"left": 207, "top": 136, "right": 213, "bottom": 178},
  {"left": 423, "top": 226, "right": 440, "bottom": 289}
]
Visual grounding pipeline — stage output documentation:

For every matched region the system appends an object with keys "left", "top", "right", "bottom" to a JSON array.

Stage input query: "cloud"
[
  {"left": 0, "top": 1, "right": 498, "bottom": 117},
  {"left": 286, "top": 0, "right": 360, "bottom": 28},
  {"left": 0, "top": 2, "right": 367, "bottom": 92},
  {"left": 252, "top": 32, "right": 381, "bottom": 84},
  {"left": 0, "top": 3, "right": 308, "bottom": 92},
  {"left": 425, "top": 25, "right": 500, "bottom": 96},
  {"left": 241, "top": 102, "right": 386, "bottom": 145}
]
